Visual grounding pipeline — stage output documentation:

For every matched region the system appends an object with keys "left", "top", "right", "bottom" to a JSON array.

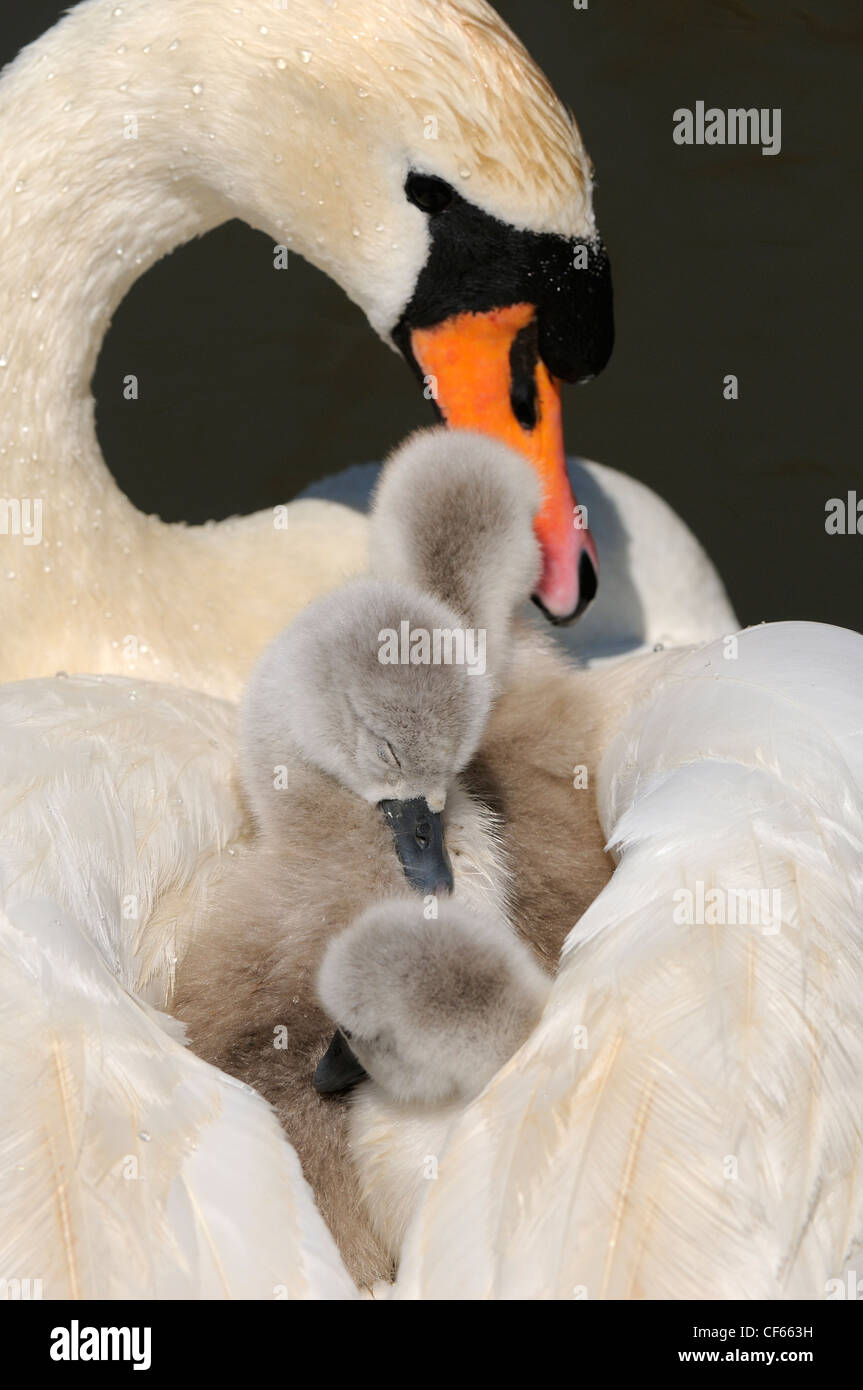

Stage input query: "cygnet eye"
[
  {"left": 405, "top": 172, "right": 454, "bottom": 214},
  {"left": 414, "top": 819, "right": 431, "bottom": 848},
  {"left": 377, "top": 739, "right": 401, "bottom": 769}
]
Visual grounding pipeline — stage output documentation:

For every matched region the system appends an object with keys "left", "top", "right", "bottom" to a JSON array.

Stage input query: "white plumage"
[
  {"left": 0, "top": 0, "right": 854, "bottom": 1304},
  {"left": 4, "top": 620, "right": 862, "bottom": 1298},
  {"left": 0, "top": 676, "right": 355, "bottom": 1299},
  {"left": 392, "top": 622, "right": 863, "bottom": 1298},
  {"left": 0, "top": 0, "right": 599, "bottom": 695}
]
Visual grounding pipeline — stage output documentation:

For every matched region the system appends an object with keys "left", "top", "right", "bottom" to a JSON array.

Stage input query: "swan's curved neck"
[{"left": 0, "top": 2, "right": 304, "bottom": 514}]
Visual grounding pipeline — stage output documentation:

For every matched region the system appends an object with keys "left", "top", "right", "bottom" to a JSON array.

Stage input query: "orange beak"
[{"left": 410, "top": 304, "right": 598, "bottom": 622}]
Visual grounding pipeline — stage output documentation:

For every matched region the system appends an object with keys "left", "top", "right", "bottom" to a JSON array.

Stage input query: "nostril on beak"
[
  {"left": 574, "top": 549, "right": 598, "bottom": 619},
  {"left": 380, "top": 797, "right": 453, "bottom": 896}
]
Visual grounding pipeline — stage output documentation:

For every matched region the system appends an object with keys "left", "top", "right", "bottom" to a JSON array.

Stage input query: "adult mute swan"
[{"left": 0, "top": 0, "right": 616, "bottom": 698}]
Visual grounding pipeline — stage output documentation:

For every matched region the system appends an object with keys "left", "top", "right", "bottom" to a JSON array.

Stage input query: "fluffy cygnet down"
[
  {"left": 368, "top": 425, "right": 543, "bottom": 688},
  {"left": 242, "top": 574, "right": 491, "bottom": 825},
  {"left": 366, "top": 426, "right": 617, "bottom": 971},
  {"left": 176, "top": 426, "right": 619, "bottom": 1285},
  {"left": 317, "top": 897, "right": 548, "bottom": 1108},
  {"left": 173, "top": 529, "right": 542, "bottom": 1283}
]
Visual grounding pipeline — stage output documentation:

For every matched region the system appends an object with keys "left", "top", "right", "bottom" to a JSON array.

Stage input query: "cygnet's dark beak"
[
  {"left": 378, "top": 796, "right": 454, "bottom": 896},
  {"left": 315, "top": 798, "right": 455, "bottom": 1097},
  {"left": 313, "top": 1029, "right": 367, "bottom": 1096}
]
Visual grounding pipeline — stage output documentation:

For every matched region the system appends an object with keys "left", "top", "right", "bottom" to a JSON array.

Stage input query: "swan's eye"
[
  {"left": 377, "top": 739, "right": 401, "bottom": 769},
  {"left": 414, "top": 820, "right": 431, "bottom": 848},
  {"left": 405, "top": 172, "right": 454, "bottom": 215}
]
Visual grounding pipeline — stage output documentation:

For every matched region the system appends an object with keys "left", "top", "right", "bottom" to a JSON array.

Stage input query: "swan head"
[
  {"left": 171, "top": 0, "right": 612, "bottom": 623},
  {"left": 12, "top": 0, "right": 611, "bottom": 620},
  {"left": 242, "top": 576, "right": 493, "bottom": 886}
]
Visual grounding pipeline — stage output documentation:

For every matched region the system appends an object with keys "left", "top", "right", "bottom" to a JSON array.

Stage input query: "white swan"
[
  {"left": 8, "top": 2, "right": 846, "bottom": 1302},
  {"left": 0, "top": 0, "right": 625, "bottom": 698}
]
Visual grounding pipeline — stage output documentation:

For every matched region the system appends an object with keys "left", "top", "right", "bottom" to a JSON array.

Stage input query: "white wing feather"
[
  {"left": 394, "top": 622, "right": 863, "bottom": 1299},
  {"left": 0, "top": 676, "right": 357, "bottom": 1299}
]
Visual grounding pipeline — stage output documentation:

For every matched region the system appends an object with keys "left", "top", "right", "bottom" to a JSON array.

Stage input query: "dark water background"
[{"left": 2, "top": 0, "right": 860, "bottom": 631}]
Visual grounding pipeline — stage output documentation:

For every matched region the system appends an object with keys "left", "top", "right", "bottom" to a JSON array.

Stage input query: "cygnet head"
[
  {"left": 315, "top": 897, "right": 549, "bottom": 1103},
  {"left": 369, "top": 427, "right": 543, "bottom": 680},
  {"left": 242, "top": 576, "right": 493, "bottom": 890}
]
